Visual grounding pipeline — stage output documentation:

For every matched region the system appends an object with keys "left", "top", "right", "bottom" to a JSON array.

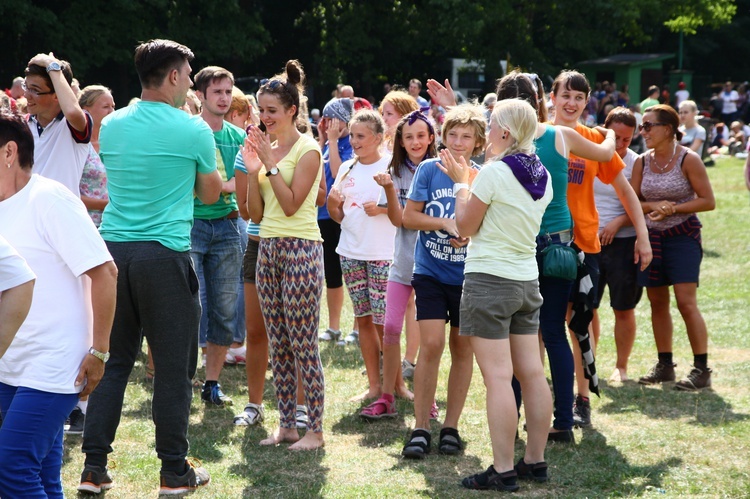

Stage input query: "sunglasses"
[
  {"left": 638, "top": 121, "right": 667, "bottom": 132},
  {"left": 260, "top": 78, "right": 283, "bottom": 90}
]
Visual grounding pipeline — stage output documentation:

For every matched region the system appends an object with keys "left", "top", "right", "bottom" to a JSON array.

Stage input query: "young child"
[
  {"left": 361, "top": 110, "right": 437, "bottom": 419},
  {"left": 327, "top": 109, "right": 395, "bottom": 402},
  {"left": 401, "top": 104, "right": 485, "bottom": 458}
]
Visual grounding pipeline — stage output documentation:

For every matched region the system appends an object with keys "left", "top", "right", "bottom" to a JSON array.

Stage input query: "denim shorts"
[
  {"left": 459, "top": 272, "right": 543, "bottom": 339},
  {"left": 637, "top": 233, "right": 702, "bottom": 287},
  {"left": 411, "top": 273, "right": 462, "bottom": 327}
]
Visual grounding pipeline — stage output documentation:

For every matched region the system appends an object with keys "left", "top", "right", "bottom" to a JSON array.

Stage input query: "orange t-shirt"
[{"left": 567, "top": 124, "right": 624, "bottom": 253}]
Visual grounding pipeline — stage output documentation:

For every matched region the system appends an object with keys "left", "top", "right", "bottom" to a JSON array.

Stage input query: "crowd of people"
[{"left": 0, "top": 39, "right": 718, "bottom": 495}]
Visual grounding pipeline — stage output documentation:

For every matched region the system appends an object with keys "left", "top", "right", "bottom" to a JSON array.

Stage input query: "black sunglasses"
[{"left": 638, "top": 122, "right": 667, "bottom": 132}]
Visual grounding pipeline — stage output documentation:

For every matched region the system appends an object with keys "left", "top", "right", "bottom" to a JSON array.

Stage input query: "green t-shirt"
[
  {"left": 194, "top": 121, "right": 245, "bottom": 219},
  {"left": 98, "top": 101, "right": 217, "bottom": 252},
  {"left": 640, "top": 98, "right": 660, "bottom": 113}
]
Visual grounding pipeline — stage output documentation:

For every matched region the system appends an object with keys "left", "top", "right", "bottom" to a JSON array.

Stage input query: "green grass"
[{"left": 62, "top": 157, "right": 750, "bottom": 498}]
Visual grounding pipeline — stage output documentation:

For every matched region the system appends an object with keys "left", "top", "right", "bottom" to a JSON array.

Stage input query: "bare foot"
[
  {"left": 259, "top": 427, "right": 299, "bottom": 446},
  {"left": 288, "top": 432, "right": 325, "bottom": 451},
  {"left": 609, "top": 368, "right": 629, "bottom": 383},
  {"left": 349, "top": 388, "right": 381, "bottom": 403},
  {"left": 395, "top": 385, "right": 414, "bottom": 401}
]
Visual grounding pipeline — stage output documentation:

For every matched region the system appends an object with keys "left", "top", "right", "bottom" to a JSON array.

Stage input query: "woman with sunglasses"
[
  {"left": 243, "top": 60, "right": 325, "bottom": 450},
  {"left": 631, "top": 104, "right": 715, "bottom": 391}
]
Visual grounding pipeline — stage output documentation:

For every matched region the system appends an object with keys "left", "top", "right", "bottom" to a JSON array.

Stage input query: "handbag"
[{"left": 541, "top": 241, "right": 579, "bottom": 280}]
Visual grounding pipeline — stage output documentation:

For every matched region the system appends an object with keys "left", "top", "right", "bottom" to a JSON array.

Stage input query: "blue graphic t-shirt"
[
  {"left": 318, "top": 135, "right": 354, "bottom": 220},
  {"left": 407, "top": 157, "right": 480, "bottom": 286}
]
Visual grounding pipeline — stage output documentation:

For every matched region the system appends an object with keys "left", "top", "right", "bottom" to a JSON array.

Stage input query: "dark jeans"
[
  {"left": 82, "top": 241, "right": 200, "bottom": 469},
  {"left": 513, "top": 238, "right": 575, "bottom": 431}
]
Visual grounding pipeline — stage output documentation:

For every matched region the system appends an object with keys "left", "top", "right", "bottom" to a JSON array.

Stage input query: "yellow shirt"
[{"left": 258, "top": 133, "right": 323, "bottom": 241}]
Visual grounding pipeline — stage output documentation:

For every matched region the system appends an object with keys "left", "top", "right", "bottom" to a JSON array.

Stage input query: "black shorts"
[
  {"left": 595, "top": 236, "right": 643, "bottom": 311},
  {"left": 242, "top": 237, "right": 259, "bottom": 284},
  {"left": 318, "top": 218, "right": 343, "bottom": 288},
  {"left": 412, "top": 273, "right": 462, "bottom": 327}
]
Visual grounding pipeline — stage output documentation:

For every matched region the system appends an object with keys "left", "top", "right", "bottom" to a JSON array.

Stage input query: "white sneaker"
[
  {"left": 295, "top": 404, "right": 309, "bottom": 429},
  {"left": 337, "top": 330, "right": 359, "bottom": 346},
  {"left": 225, "top": 346, "right": 247, "bottom": 365},
  {"left": 233, "top": 402, "right": 265, "bottom": 426},
  {"left": 319, "top": 328, "right": 341, "bottom": 342}
]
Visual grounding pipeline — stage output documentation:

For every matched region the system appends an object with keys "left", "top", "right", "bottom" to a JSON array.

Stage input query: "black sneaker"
[
  {"left": 462, "top": 466, "right": 519, "bottom": 492},
  {"left": 78, "top": 465, "right": 114, "bottom": 494},
  {"left": 638, "top": 362, "right": 676, "bottom": 385},
  {"left": 201, "top": 382, "right": 232, "bottom": 407},
  {"left": 159, "top": 460, "right": 210, "bottom": 496},
  {"left": 515, "top": 458, "right": 549, "bottom": 482},
  {"left": 402, "top": 429, "right": 431, "bottom": 459},
  {"left": 65, "top": 406, "right": 85, "bottom": 435},
  {"left": 573, "top": 394, "right": 591, "bottom": 428},
  {"left": 674, "top": 366, "right": 712, "bottom": 391}
]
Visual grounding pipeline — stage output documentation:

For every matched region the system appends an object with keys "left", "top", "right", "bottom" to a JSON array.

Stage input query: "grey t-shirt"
[
  {"left": 378, "top": 164, "right": 418, "bottom": 285},
  {"left": 679, "top": 124, "right": 706, "bottom": 149}
]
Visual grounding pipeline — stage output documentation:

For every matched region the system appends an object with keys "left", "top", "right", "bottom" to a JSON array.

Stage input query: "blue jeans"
[
  {"left": 191, "top": 218, "right": 242, "bottom": 347},
  {"left": 83, "top": 241, "right": 200, "bottom": 470},
  {"left": 0, "top": 384, "right": 78, "bottom": 498},
  {"left": 234, "top": 218, "right": 248, "bottom": 344}
]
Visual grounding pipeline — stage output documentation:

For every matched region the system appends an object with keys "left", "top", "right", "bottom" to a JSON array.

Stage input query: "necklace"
[{"left": 652, "top": 142, "right": 677, "bottom": 172}]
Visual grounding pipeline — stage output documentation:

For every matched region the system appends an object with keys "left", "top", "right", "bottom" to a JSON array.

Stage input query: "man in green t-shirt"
[
  {"left": 81, "top": 39, "right": 221, "bottom": 495},
  {"left": 639, "top": 85, "right": 660, "bottom": 113},
  {"left": 191, "top": 66, "right": 246, "bottom": 407}
]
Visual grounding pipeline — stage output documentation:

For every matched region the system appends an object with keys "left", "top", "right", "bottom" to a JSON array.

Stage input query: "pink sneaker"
[{"left": 225, "top": 346, "right": 246, "bottom": 365}]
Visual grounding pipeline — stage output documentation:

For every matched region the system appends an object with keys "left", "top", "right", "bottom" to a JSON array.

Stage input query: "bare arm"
[
  {"left": 29, "top": 53, "right": 88, "bottom": 132},
  {"left": 326, "top": 186, "right": 345, "bottom": 224},
  {"left": 688, "top": 137, "right": 704, "bottom": 154},
  {"left": 611, "top": 171, "right": 652, "bottom": 270},
  {"left": 80, "top": 196, "right": 108, "bottom": 212},
  {"left": 235, "top": 169, "right": 249, "bottom": 220},
  {"left": 402, "top": 199, "right": 458, "bottom": 235},
  {"left": 326, "top": 119, "right": 346, "bottom": 178},
  {"left": 77, "top": 260, "right": 118, "bottom": 398},
  {"left": 558, "top": 126, "right": 616, "bottom": 162},
  {"left": 436, "top": 148, "right": 486, "bottom": 236},
  {"left": 374, "top": 173, "right": 404, "bottom": 227},
  {"left": 676, "top": 152, "right": 716, "bottom": 214},
  {"left": 241, "top": 139, "right": 265, "bottom": 224},
  {"left": 0, "top": 280, "right": 35, "bottom": 359},
  {"left": 221, "top": 176, "right": 236, "bottom": 194},
  {"left": 195, "top": 170, "right": 222, "bottom": 205}
]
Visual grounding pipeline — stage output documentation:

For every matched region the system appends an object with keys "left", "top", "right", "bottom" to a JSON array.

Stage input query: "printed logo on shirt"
[
  {"left": 568, "top": 157, "right": 585, "bottom": 185},
  {"left": 422, "top": 198, "right": 466, "bottom": 263}
]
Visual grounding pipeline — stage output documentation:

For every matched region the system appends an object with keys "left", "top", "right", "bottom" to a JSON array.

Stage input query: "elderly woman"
[
  {"left": 441, "top": 99, "right": 553, "bottom": 491},
  {"left": 631, "top": 104, "right": 715, "bottom": 390},
  {"left": 0, "top": 110, "right": 117, "bottom": 498}
]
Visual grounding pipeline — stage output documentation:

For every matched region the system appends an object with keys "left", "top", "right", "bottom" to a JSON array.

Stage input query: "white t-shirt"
[
  {"left": 0, "top": 235, "right": 36, "bottom": 292},
  {"left": 334, "top": 156, "right": 396, "bottom": 261},
  {"left": 0, "top": 175, "right": 112, "bottom": 394},
  {"left": 464, "top": 160, "right": 552, "bottom": 281},
  {"left": 675, "top": 89, "right": 690, "bottom": 108},
  {"left": 594, "top": 148, "right": 638, "bottom": 238},
  {"left": 28, "top": 113, "right": 92, "bottom": 196},
  {"left": 721, "top": 90, "right": 739, "bottom": 115}
]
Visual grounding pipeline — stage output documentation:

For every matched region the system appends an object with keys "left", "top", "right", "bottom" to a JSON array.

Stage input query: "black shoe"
[
  {"left": 572, "top": 395, "right": 591, "bottom": 428},
  {"left": 402, "top": 429, "right": 431, "bottom": 459},
  {"left": 547, "top": 429, "right": 575, "bottom": 443},
  {"left": 437, "top": 427, "right": 464, "bottom": 455},
  {"left": 78, "top": 465, "right": 114, "bottom": 494},
  {"left": 65, "top": 406, "right": 85, "bottom": 435},
  {"left": 515, "top": 458, "right": 548, "bottom": 482},
  {"left": 462, "top": 466, "right": 519, "bottom": 491},
  {"left": 201, "top": 382, "right": 232, "bottom": 407},
  {"left": 159, "top": 459, "right": 210, "bottom": 495}
]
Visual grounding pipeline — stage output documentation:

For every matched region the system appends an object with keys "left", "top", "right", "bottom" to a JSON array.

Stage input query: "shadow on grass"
[
  {"left": 389, "top": 449, "right": 484, "bottom": 498},
  {"left": 560, "top": 428, "right": 682, "bottom": 495},
  {"left": 330, "top": 404, "right": 412, "bottom": 449},
  {"left": 598, "top": 381, "right": 749, "bottom": 425},
  {"left": 228, "top": 429, "right": 328, "bottom": 499}
]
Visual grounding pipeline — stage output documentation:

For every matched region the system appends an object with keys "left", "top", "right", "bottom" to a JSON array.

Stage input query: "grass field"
[{"left": 61, "top": 156, "right": 750, "bottom": 498}]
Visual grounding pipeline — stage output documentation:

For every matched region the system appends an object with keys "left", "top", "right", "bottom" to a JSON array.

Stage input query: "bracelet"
[{"left": 453, "top": 182, "right": 469, "bottom": 194}]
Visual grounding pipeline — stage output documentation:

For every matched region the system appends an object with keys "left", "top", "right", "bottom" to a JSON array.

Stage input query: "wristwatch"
[
  {"left": 46, "top": 61, "right": 62, "bottom": 73},
  {"left": 89, "top": 347, "right": 110, "bottom": 363},
  {"left": 265, "top": 167, "right": 279, "bottom": 177}
]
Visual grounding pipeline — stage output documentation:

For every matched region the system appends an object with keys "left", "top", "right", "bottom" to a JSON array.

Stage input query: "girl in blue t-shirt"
[{"left": 361, "top": 110, "right": 437, "bottom": 420}]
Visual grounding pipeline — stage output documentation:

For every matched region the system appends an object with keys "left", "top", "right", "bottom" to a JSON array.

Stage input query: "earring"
[
  {"left": 501, "top": 133, "right": 508, "bottom": 140},
  {"left": 6, "top": 163, "right": 10, "bottom": 169}
]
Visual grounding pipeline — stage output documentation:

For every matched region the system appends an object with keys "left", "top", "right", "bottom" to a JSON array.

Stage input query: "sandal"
[
  {"left": 402, "top": 429, "right": 431, "bottom": 459},
  {"left": 438, "top": 427, "right": 464, "bottom": 455},
  {"left": 430, "top": 400, "right": 439, "bottom": 421},
  {"left": 360, "top": 395, "right": 397, "bottom": 420},
  {"left": 462, "top": 466, "right": 519, "bottom": 491}
]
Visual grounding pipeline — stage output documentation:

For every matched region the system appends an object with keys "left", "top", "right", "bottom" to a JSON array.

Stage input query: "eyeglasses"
[
  {"left": 22, "top": 81, "right": 55, "bottom": 97},
  {"left": 638, "top": 121, "right": 667, "bottom": 132}
]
